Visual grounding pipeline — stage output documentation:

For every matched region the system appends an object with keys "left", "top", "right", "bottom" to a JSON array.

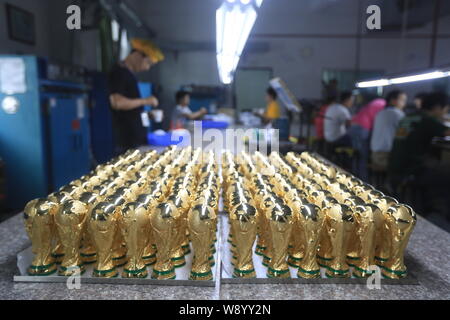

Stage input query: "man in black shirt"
[
  {"left": 389, "top": 92, "right": 450, "bottom": 219},
  {"left": 108, "top": 38, "right": 163, "bottom": 153}
]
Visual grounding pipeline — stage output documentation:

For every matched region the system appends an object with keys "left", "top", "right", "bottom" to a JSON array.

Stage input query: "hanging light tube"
[
  {"left": 216, "top": 0, "right": 264, "bottom": 84},
  {"left": 356, "top": 70, "right": 450, "bottom": 88}
]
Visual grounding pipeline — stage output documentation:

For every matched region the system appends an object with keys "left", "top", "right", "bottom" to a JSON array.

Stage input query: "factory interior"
[{"left": 0, "top": 0, "right": 449, "bottom": 302}]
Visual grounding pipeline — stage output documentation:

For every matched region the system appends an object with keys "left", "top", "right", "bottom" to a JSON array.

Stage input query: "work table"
[{"left": 1, "top": 213, "right": 449, "bottom": 300}]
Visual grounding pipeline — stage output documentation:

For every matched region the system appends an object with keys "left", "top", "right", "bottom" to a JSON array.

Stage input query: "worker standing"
[{"left": 108, "top": 38, "right": 164, "bottom": 154}]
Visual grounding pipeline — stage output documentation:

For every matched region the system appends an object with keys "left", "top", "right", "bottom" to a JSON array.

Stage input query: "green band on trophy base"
[
  {"left": 29, "top": 263, "right": 55, "bottom": 270},
  {"left": 374, "top": 256, "right": 388, "bottom": 262},
  {"left": 234, "top": 268, "right": 255, "bottom": 274},
  {"left": 317, "top": 254, "right": 333, "bottom": 261},
  {"left": 298, "top": 267, "right": 320, "bottom": 275},
  {"left": 123, "top": 267, "right": 148, "bottom": 276},
  {"left": 380, "top": 265, "right": 407, "bottom": 276},
  {"left": 93, "top": 267, "right": 117, "bottom": 277},
  {"left": 80, "top": 252, "right": 96, "bottom": 257},
  {"left": 152, "top": 268, "right": 175, "bottom": 276},
  {"left": 324, "top": 265, "right": 349, "bottom": 275},
  {"left": 352, "top": 265, "right": 374, "bottom": 275},
  {"left": 27, "top": 268, "right": 58, "bottom": 277}
]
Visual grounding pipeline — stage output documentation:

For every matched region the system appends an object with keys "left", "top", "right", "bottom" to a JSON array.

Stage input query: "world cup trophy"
[
  {"left": 323, "top": 203, "right": 354, "bottom": 278},
  {"left": 151, "top": 202, "right": 180, "bottom": 280},
  {"left": 23, "top": 198, "right": 58, "bottom": 276},
  {"left": 267, "top": 203, "right": 293, "bottom": 278},
  {"left": 351, "top": 204, "right": 383, "bottom": 278},
  {"left": 372, "top": 196, "right": 398, "bottom": 266},
  {"left": 287, "top": 199, "right": 304, "bottom": 268},
  {"left": 297, "top": 203, "right": 324, "bottom": 279},
  {"left": 78, "top": 192, "right": 99, "bottom": 264},
  {"left": 54, "top": 200, "right": 89, "bottom": 276},
  {"left": 381, "top": 204, "right": 416, "bottom": 279},
  {"left": 188, "top": 203, "right": 216, "bottom": 281},
  {"left": 89, "top": 202, "right": 119, "bottom": 278},
  {"left": 230, "top": 204, "right": 258, "bottom": 278},
  {"left": 119, "top": 202, "right": 151, "bottom": 278}
]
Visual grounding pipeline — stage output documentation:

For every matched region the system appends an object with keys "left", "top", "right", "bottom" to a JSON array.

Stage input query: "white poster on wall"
[{"left": 0, "top": 58, "right": 27, "bottom": 95}]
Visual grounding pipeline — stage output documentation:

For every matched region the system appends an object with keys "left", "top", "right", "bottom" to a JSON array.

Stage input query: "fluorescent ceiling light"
[
  {"left": 216, "top": 0, "right": 263, "bottom": 84},
  {"left": 356, "top": 70, "right": 450, "bottom": 88},
  {"left": 357, "top": 79, "right": 390, "bottom": 88},
  {"left": 111, "top": 19, "right": 120, "bottom": 42},
  {"left": 390, "top": 71, "right": 448, "bottom": 84}
]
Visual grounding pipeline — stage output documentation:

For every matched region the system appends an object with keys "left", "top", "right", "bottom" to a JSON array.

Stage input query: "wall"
[
  {"left": 132, "top": 0, "right": 450, "bottom": 102},
  {"left": 0, "top": 0, "right": 95, "bottom": 68},
  {"left": 0, "top": 0, "right": 51, "bottom": 57}
]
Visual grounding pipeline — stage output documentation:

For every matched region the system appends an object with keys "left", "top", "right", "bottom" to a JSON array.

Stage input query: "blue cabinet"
[{"left": 0, "top": 56, "right": 90, "bottom": 209}]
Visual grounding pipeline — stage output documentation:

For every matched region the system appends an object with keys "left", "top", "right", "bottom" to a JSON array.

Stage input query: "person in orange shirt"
[{"left": 255, "top": 87, "right": 281, "bottom": 125}]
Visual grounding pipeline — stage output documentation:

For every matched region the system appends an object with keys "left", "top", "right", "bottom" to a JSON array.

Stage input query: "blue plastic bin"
[
  {"left": 201, "top": 120, "right": 229, "bottom": 129},
  {"left": 147, "top": 132, "right": 184, "bottom": 146}
]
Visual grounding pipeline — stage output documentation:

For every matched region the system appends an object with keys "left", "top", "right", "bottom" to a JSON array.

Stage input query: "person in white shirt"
[
  {"left": 324, "top": 91, "right": 354, "bottom": 147},
  {"left": 370, "top": 90, "right": 407, "bottom": 170},
  {"left": 171, "top": 91, "right": 207, "bottom": 129}
]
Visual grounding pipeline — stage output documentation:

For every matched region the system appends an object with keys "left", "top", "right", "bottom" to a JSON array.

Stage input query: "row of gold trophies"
[
  {"left": 23, "top": 147, "right": 416, "bottom": 281},
  {"left": 222, "top": 151, "right": 416, "bottom": 279},
  {"left": 24, "top": 147, "right": 220, "bottom": 280}
]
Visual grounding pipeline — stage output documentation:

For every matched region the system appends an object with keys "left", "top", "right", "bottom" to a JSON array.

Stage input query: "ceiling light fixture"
[
  {"left": 356, "top": 70, "right": 450, "bottom": 88},
  {"left": 216, "top": 0, "right": 264, "bottom": 84}
]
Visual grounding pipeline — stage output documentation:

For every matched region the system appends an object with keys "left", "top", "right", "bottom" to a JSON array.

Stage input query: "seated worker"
[
  {"left": 109, "top": 38, "right": 164, "bottom": 154},
  {"left": 388, "top": 92, "right": 450, "bottom": 219},
  {"left": 254, "top": 87, "right": 282, "bottom": 126},
  {"left": 348, "top": 98, "right": 386, "bottom": 180},
  {"left": 324, "top": 91, "right": 354, "bottom": 147},
  {"left": 171, "top": 90, "right": 207, "bottom": 129},
  {"left": 370, "top": 90, "right": 407, "bottom": 170},
  {"left": 314, "top": 95, "right": 337, "bottom": 140},
  {"left": 405, "top": 92, "right": 427, "bottom": 115}
]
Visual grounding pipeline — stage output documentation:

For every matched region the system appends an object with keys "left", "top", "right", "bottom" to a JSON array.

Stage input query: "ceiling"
[{"left": 85, "top": 0, "right": 450, "bottom": 51}]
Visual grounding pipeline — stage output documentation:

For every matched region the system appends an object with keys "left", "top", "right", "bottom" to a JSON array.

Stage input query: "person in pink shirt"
[{"left": 348, "top": 98, "right": 387, "bottom": 180}]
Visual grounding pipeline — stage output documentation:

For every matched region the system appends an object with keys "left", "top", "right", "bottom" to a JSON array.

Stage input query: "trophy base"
[
  {"left": 317, "top": 254, "right": 333, "bottom": 268},
  {"left": 171, "top": 255, "right": 186, "bottom": 268},
  {"left": 380, "top": 266, "right": 407, "bottom": 279},
  {"left": 287, "top": 255, "right": 303, "bottom": 268},
  {"left": 374, "top": 256, "right": 388, "bottom": 267},
  {"left": 51, "top": 253, "right": 64, "bottom": 265},
  {"left": 351, "top": 265, "right": 374, "bottom": 278},
  {"left": 122, "top": 267, "right": 148, "bottom": 278},
  {"left": 267, "top": 268, "right": 290, "bottom": 278},
  {"left": 152, "top": 268, "right": 176, "bottom": 280},
  {"left": 189, "top": 270, "right": 213, "bottom": 281},
  {"left": 255, "top": 245, "right": 266, "bottom": 256},
  {"left": 93, "top": 267, "right": 118, "bottom": 278},
  {"left": 233, "top": 268, "right": 256, "bottom": 278},
  {"left": 59, "top": 265, "right": 86, "bottom": 276},
  {"left": 297, "top": 267, "right": 321, "bottom": 279},
  {"left": 143, "top": 254, "right": 156, "bottom": 266},
  {"left": 80, "top": 252, "right": 97, "bottom": 265},
  {"left": 112, "top": 255, "right": 127, "bottom": 268},
  {"left": 181, "top": 244, "right": 191, "bottom": 255},
  {"left": 27, "top": 263, "right": 58, "bottom": 276},
  {"left": 325, "top": 266, "right": 350, "bottom": 278},
  {"left": 346, "top": 255, "right": 360, "bottom": 267},
  {"left": 262, "top": 255, "right": 271, "bottom": 267}
]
